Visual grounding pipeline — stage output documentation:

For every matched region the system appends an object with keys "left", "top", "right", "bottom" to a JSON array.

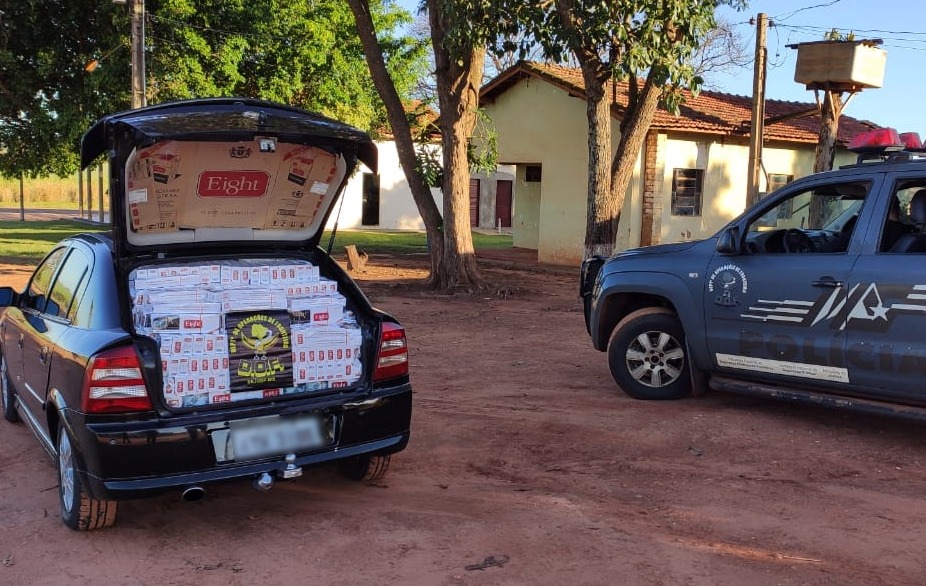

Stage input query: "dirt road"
[{"left": 2, "top": 252, "right": 926, "bottom": 585}]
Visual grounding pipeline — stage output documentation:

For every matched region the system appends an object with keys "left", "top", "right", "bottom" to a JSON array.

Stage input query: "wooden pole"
[
  {"left": 131, "top": 0, "right": 146, "bottom": 109},
  {"left": 78, "top": 168, "right": 84, "bottom": 217},
  {"left": 18, "top": 174, "right": 25, "bottom": 222},
  {"left": 86, "top": 166, "right": 94, "bottom": 221},
  {"left": 747, "top": 13, "right": 768, "bottom": 207}
]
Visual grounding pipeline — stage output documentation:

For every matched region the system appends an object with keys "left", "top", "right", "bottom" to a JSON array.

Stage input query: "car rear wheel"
[
  {"left": 57, "top": 424, "right": 118, "bottom": 530},
  {"left": 1, "top": 355, "right": 18, "bottom": 423},
  {"left": 339, "top": 454, "right": 392, "bottom": 482},
  {"left": 607, "top": 307, "right": 691, "bottom": 400}
]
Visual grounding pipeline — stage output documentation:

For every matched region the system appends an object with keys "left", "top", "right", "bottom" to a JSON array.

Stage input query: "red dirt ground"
[{"left": 2, "top": 249, "right": 926, "bottom": 585}]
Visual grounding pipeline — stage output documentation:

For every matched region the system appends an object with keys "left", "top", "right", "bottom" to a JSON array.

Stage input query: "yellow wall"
[
  {"left": 485, "top": 78, "right": 594, "bottom": 263},
  {"left": 513, "top": 165, "right": 541, "bottom": 249},
  {"left": 656, "top": 139, "right": 859, "bottom": 244}
]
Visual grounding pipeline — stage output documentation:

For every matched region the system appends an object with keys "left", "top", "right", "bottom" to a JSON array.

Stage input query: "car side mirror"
[
  {"left": 0, "top": 286, "right": 16, "bottom": 307},
  {"left": 716, "top": 227, "right": 741, "bottom": 255}
]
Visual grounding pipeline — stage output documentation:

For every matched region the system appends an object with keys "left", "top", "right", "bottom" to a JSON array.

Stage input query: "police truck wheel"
[{"left": 607, "top": 307, "right": 691, "bottom": 400}]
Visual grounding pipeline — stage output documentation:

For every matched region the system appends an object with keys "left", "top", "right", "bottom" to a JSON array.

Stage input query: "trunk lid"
[{"left": 80, "top": 98, "right": 377, "bottom": 258}]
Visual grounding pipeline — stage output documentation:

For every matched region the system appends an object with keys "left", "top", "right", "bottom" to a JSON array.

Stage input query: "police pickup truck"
[{"left": 581, "top": 129, "right": 926, "bottom": 416}]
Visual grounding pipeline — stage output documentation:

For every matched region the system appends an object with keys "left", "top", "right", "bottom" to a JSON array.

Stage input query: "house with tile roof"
[{"left": 479, "top": 61, "right": 881, "bottom": 264}]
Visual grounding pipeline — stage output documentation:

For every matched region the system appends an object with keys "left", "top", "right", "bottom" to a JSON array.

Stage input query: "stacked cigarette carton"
[{"left": 130, "top": 258, "right": 362, "bottom": 408}]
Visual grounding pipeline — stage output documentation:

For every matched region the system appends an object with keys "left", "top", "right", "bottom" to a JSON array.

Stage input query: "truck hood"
[
  {"left": 609, "top": 240, "right": 702, "bottom": 260},
  {"left": 80, "top": 98, "right": 377, "bottom": 255}
]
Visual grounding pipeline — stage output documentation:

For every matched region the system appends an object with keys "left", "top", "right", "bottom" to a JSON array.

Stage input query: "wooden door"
[{"left": 495, "top": 180, "right": 512, "bottom": 228}]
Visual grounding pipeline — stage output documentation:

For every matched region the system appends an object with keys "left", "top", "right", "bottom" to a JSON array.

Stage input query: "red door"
[
  {"left": 469, "top": 179, "right": 480, "bottom": 227},
  {"left": 495, "top": 180, "right": 512, "bottom": 228}
]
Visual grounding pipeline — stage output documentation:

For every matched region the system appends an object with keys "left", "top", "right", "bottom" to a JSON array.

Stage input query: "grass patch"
[
  {"left": 0, "top": 220, "right": 104, "bottom": 264},
  {"left": 0, "top": 223, "right": 512, "bottom": 265},
  {"left": 322, "top": 230, "right": 512, "bottom": 255}
]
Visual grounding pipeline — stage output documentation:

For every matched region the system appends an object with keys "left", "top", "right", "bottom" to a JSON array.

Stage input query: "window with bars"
[
  {"left": 671, "top": 168, "right": 703, "bottom": 216},
  {"left": 768, "top": 173, "right": 794, "bottom": 194},
  {"left": 768, "top": 173, "right": 795, "bottom": 219}
]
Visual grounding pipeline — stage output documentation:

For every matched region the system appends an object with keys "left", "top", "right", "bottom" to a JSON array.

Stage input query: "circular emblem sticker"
[{"left": 707, "top": 264, "right": 748, "bottom": 307}]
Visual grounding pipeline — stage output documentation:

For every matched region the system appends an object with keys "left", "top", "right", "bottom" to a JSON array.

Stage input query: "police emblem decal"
[{"left": 707, "top": 264, "right": 748, "bottom": 307}]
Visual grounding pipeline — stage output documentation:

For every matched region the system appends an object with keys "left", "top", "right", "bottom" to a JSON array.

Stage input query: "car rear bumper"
[{"left": 67, "top": 385, "right": 412, "bottom": 500}]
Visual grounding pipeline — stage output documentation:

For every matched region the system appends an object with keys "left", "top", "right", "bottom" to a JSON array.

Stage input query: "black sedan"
[{"left": 0, "top": 99, "right": 412, "bottom": 530}]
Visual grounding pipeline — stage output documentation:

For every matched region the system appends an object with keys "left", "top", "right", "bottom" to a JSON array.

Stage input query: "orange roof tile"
[{"left": 480, "top": 62, "right": 881, "bottom": 146}]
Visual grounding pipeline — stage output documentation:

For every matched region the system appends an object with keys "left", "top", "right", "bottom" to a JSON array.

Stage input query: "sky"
[
  {"left": 396, "top": 0, "right": 926, "bottom": 134},
  {"left": 712, "top": 0, "right": 926, "bottom": 133}
]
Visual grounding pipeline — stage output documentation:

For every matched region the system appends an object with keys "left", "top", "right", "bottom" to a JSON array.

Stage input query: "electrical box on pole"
[{"left": 790, "top": 38, "right": 886, "bottom": 172}]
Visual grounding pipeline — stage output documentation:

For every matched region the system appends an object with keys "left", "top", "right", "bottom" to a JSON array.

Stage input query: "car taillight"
[
  {"left": 81, "top": 346, "right": 153, "bottom": 414},
  {"left": 373, "top": 322, "right": 408, "bottom": 382}
]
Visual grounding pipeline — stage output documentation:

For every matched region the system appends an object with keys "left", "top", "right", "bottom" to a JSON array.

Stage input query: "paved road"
[{"left": 0, "top": 207, "right": 109, "bottom": 223}]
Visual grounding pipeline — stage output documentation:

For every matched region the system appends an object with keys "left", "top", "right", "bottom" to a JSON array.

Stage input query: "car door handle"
[
  {"left": 18, "top": 333, "right": 24, "bottom": 349},
  {"left": 39, "top": 347, "right": 49, "bottom": 365},
  {"left": 812, "top": 277, "right": 843, "bottom": 288}
]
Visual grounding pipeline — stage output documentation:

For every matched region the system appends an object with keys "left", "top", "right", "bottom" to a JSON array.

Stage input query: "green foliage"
[
  {"left": 435, "top": 0, "right": 523, "bottom": 56},
  {"left": 0, "top": 0, "right": 130, "bottom": 179},
  {"left": 414, "top": 144, "right": 443, "bottom": 188},
  {"left": 0, "top": 0, "right": 427, "bottom": 181},
  {"left": 467, "top": 108, "right": 498, "bottom": 176},
  {"left": 413, "top": 107, "right": 497, "bottom": 187},
  {"left": 824, "top": 28, "right": 856, "bottom": 42},
  {"left": 148, "top": 0, "right": 427, "bottom": 133},
  {"left": 507, "top": 0, "right": 748, "bottom": 113}
]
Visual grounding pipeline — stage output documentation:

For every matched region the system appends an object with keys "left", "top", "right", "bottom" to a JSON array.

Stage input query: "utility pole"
[
  {"left": 130, "top": 0, "right": 146, "bottom": 109},
  {"left": 747, "top": 13, "right": 768, "bottom": 207}
]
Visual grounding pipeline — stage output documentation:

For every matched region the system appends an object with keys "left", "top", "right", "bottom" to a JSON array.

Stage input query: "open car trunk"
[{"left": 81, "top": 99, "right": 382, "bottom": 411}]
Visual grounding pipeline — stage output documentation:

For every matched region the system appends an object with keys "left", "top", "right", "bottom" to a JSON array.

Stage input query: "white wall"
[
  {"left": 327, "top": 141, "right": 516, "bottom": 232},
  {"left": 326, "top": 140, "right": 442, "bottom": 231}
]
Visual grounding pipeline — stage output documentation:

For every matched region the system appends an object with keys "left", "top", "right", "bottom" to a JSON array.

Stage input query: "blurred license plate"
[{"left": 230, "top": 416, "right": 323, "bottom": 461}]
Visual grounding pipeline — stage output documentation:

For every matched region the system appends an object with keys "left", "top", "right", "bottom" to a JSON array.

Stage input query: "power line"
[
  {"left": 777, "top": 23, "right": 926, "bottom": 40},
  {"left": 775, "top": 23, "right": 926, "bottom": 50},
  {"left": 773, "top": 0, "right": 847, "bottom": 23}
]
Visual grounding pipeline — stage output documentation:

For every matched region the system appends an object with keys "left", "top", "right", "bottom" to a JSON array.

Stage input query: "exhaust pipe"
[
  {"left": 181, "top": 485, "right": 206, "bottom": 502},
  {"left": 253, "top": 472, "right": 274, "bottom": 492}
]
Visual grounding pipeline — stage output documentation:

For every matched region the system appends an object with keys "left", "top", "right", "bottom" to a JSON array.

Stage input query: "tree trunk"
[
  {"left": 553, "top": 0, "right": 615, "bottom": 260},
  {"left": 346, "top": 0, "right": 445, "bottom": 276},
  {"left": 814, "top": 90, "right": 843, "bottom": 173},
  {"left": 427, "top": 0, "right": 482, "bottom": 290},
  {"left": 608, "top": 75, "right": 663, "bottom": 253},
  {"left": 579, "top": 67, "right": 614, "bottom": 259}
]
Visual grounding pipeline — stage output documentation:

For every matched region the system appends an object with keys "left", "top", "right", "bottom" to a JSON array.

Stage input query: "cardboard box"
[
  {"left": 151, "top": 312, "right": 223, "bottom": 333},
  {"left": 125, "top": 141, "right": 346, "bottom": 233}
]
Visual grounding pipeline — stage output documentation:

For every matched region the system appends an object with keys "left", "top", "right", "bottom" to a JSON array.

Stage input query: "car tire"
[
  {"left": 57, "top": 423, "right": 118, "bottom": 530},
  {"left": 607, "top": 307, "right": 691, "bottom": 400},
  {"left": 339, "top": 454, "right": 392, "bottom": 482},
  {"left": 1, "top": 355, "right": 19, "bottom": 423}
]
